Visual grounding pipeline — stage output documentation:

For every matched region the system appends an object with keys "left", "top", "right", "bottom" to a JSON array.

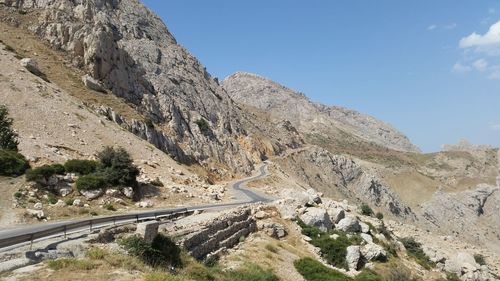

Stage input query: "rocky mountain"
[
  {"left": 222, "top": 71, "right": 421, "bottom": 153},
  {"left": 0, "top": 0, "right": 304, "bottom": 176}
]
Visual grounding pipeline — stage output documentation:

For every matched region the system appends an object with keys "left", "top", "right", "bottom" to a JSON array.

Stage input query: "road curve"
[{"left": 0, "top": 162, "right": 272, "bottom": 250}]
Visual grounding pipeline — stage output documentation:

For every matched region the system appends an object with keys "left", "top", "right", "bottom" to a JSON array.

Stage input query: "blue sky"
[{"left": 141, "top": 1, "right": 500, "bottom": 152}]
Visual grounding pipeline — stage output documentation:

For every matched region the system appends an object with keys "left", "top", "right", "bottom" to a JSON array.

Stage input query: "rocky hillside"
[
  {"left": 0, "top": 0, "right": 303, "bottom": 176},
  {"left": 222, "top": 71, "right": 421, "bottom": 153}
]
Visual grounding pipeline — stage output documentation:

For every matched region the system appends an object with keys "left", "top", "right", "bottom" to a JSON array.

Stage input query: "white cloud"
[
  {"left": 488, "top": 69, "right": 500, "bottom": 79},
  {"left": 452, "top": 63, "right": 472, "bottom": 73},
  {"left": 460, "top": 21, "right": 500, "bottom": 48},
  {"left": 445, "top": 23, "right": 457, "bottom": 30},
  {"left": 427, "top": 24, "right": 437, "bottom": 31},
  {"left": 473, "top": 59, "right": 489, "bottom": 71}
]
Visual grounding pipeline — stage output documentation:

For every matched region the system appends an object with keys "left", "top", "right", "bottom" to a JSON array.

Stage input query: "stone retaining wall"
[{"left": 181, "top": 208, "right": 257, "bottom": 259}]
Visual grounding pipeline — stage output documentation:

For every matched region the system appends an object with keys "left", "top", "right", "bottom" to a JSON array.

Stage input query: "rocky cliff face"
[
  {"left": 222, "top": 72, "right": 420, "bottom": 153},
  {"left": 275, "top": 146, "right": 416, "bottom": 219},
  {"left": 0, "top": 0, "right": 295, "bottom": 174}
]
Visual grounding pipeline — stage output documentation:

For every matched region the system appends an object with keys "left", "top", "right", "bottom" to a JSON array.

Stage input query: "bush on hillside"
[
  {"left": 119, "top": 234, "right": 181, "bottom": 268},
  {"left": 294, "top": 257, "right": 352, "bottom": 281},
  {"left": 222, "top": 263, "right": 279, "bottom": 281},
  {"left": 64, "top": 159, "right": 97, "bottom": 175},
  {"left": 0, "top": 149, "right": 29, "bottom": 176},
  {"left": 360, "top": 203, "right": 374, "bottom": 216},
  {"left": 26, "top": 164, "right": 65, "bottom": 182},
  {"left": 0, "top": 105, "right": 19, "bottom": 151},
  {"left": 96, "top": 146, "right": 139, "bottom": 187},
  {"left": 399, "top": 237, "right": 434, "bottom": 269},
  {"left": 76, "top": 175, "right": 107, "bottom": 191}
]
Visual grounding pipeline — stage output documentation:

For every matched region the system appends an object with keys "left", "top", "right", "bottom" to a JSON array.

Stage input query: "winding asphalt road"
[{"left": 0, "top": 162, "right": 272, "bottom": 250}]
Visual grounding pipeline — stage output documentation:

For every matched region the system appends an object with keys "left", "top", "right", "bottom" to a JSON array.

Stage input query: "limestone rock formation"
[{"left": 223, "top": 72, "right": 420, "bottom": 153}]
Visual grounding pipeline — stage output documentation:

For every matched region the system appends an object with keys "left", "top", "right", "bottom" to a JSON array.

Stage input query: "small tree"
[
  {"left": 360, "top": 203, "right": 374, "bottom": 216},
  {"left": 96, "top": 146, "right": 139, "bottom": 187},
  {"left": 0, "top": 105, "right": 19, "bottom": 151}
]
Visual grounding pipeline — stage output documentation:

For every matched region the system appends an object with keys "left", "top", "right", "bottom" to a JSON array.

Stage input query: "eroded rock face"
[
  {"left": 346, "top": 245, "right": 361, "bottom": 271},
  {"left": 223, "top": 72, "right": 420, "bottom": 153},
  {"left": 276, "top": 146, "right": 416, "bottom": 219},
  {"left": 1, "top": 0, "right": 279, "bottom": 174},
  {"left": 299, "top": 207, "right": 333, "bottom": 232}
]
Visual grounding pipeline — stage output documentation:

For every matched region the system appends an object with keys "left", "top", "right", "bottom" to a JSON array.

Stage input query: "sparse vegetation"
[
  {"left": 474, "top": 253, "right": 486, "bottom": 266},
  {"left": 75, "top": 175, "right": 107, "bottom": 191},
  {"left": 104, "top": 203, "right": 116, "bottom": 211},
  {"left": 119, "top": 234, "right": 181, "bottom": 268},
  {"left": 64, "top": 159, "right": 98, "bottom": 175},
  {"left": 297, "top": 219, "right": 363, "bottom": 269},
  {"left": 294, "top": 257, "right": 352, "bottom": 281},
  {"left": 26, "top": 164, "right": 65, "bottom": 182},
  {"left": 222, "top": 263, "right": 279, "bottom": 281},
  {"left": 0, "top": 149, "right": 29, "bottom": 176},
  {"left": 47, "top": 193, "right": 58, "bottom": 204},
  {"left": 399, "top": 237, "right": 434, "bottom": 269},
  {"left": 64, "top": 198, "right": 75, "bottom": 206},
  {"left": 360, "top": 203, "right": 374, "bottom": 216},
  {"left": 376, "top": 212, "right": 384, "bottom": 220},
  {"left": 385, "top": 265, "right": 417, "bottom": 281},
  {"left": 47, "top": 258, "right": 96, "bottom": 270},
  {"left": 195, "top": 118, "right": 211, "bottom": 135},
  {"left": 0, "top": 105, "right": 19, "bottom": 151},
  {"left": 13, "top": 191, "right": 22, "bottom": 199}
]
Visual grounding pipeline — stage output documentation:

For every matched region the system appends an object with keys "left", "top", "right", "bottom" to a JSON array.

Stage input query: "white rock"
[
  {"left": 26, "top": 209, "right": 45, "bottom": 220},
  {"left": 359, "top": 222, "right": 370, "bottom": 233},
  {"left": 135, "top": 201, "right": 153, "bottom": 208},
  {"left": 80, "top": 188, "right": 104, "bottom": 200},
  {"left": 54, "top": 200, "right": 66, "bottom": 207},
  {"left": 361, "top": 233, "right": 373, "bottom": 244},
  {"left": 336, "top": 216, "right": 361, "bottom": 232},
  {"left": 346, "top": 246, "right": 360, "bottom": 271},
  {"left": 33, "top": 202, "right": 43, "bottom": 210},
  {"left": 299, "top": 207, "right": 333, "bottom": 232},
  {"left": 121, "top": 187, "right": 134, "bottom": 198},
  {"left": 360, "top": 243, "right": 387, "bottom": 261},
  {"left": 106, "top": 188, "right": 120, "bottom": 196},
  {"left": 82, "top": 74, "right": 105, "bottom": 92},
  {"left": 327, "top": 207, "right": 345, "bottom": 224},
  {"left": 445, "top": 252, "right": 480, "bottom": 277},
  {"left": 254, "top": 211, "right": 268, "bottom": 220},
  {"left": 72, "top": 199, "right": 82, "bottom": 207}
]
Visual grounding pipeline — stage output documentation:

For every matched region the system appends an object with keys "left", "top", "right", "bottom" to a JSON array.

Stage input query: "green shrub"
[
  {"left": 64, "top": 159, "right": 97, "bottom": 175},
  {"left": 355, "top": 269, "right": 383, "bottom": 281},
  {"left": 47, "top": 193, "right": 57, "bottom": 204},
  {"left": 400, "top": 237, "right": 434, "bottom": 269},
  {"left": 195, "top": 119, "right": 210, "bottom": 135},
  {"left": 0, "top": 105, "right": 19, "bottom": 151},
  {"left": 0, "top": 149, "right": 29, "bottom": 176},
  {"left": 377, "top": 223, "right": 392, "bottom": 240},
  {"left": 14, "top": 191, "right": 22, "bottom": 199},
  {"left": 474, "top": 254, "right": 486, "bottom": 266},
  {"left": 360, "top": 203, "right": 374, "bottom": 216},
  {"left": 294, "top": 257, "right": 352, "bottom": 281},
  {"left": 51, "top": 164, "right": 66, "bottom": 175},
  {"left": 144, "top": 272, "right": 187, "bottom": 281},
  {"left": 445, "top": 272, "right": 461, "bottom": 281},
  {"left": 181, "top": 261, "right": 215, "bottom": 281},
  {"left": 26, "top": 164, "right": 64, "bottom": 182},
  {"left": 222, "top": 263, "right": 279, "bottom": 281},
  {"left": 104, "top": 203, "right": 116, "bottom": 211},
  {"left": 76, "top": 175, "right": 107, "bottom": 191},
  {"left": 297, "top": 219, "right": 362, "bottom": 269},
  {"left": 64, "top": 198, "right": 75, "bottom": 206},
  {"left": 120, "top": 234, "right": 181, "bottom": 268},
  {"left": 96, "top": 146, "right": 139, "bottom": 187},
  {"left": 375, "top": 212, "right": 384, "bottom": 220}
]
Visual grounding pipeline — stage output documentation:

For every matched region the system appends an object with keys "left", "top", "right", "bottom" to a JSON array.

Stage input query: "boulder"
[
  {"left": 55, "top": 183, "right": 73, "bottom": 197},
  {"left": 299, "top": 207, "right": 333, "bottom": 232},
  {"left": 135, "top": 201, "right": 153, "bottom": 208},
  {"left": 360, "top": 243, "right": 386, "bottom": 261},
  {"left": 20, "top": 58, "right": 43, "bottom": 76},
  {"left": 82, "top": 74, "right": 106, "bottom": 92},
  {"left": 306, "top": 188, "right": 322, "bottom": 205},
  {"left": 327, "top": 207, "right": 345, "bottom": 224},
  {"left": 33, "top": 202, "right": 43, "bottom": 210},
  {"left": 72, "top": 199, "right": 82, "bottom": 207},
  {"left": 336, "top": 217, "right": 361, "bottom": 232},
  {"left": 445, "top": 252, "right": 480, "bottom": 277},
  {"left": 136, "top": 221, "right": 159, "bottom": 243},
  {"left": 26, "top": 209, "right": 45, "bottom": 220},
  {"left": 346, "top": 245, "right": 360, "bottom": 271},
  {"left": 54, "top": 200, "right": 66, "bottom": 207},
  {"left": 264, "top": 223, "right": 287, "bottom": 239},
  {"left": 359, "top": 222, "right": 370, "bottom": 233},
  {"left": 254, "top": 211, "right": 268, "bottom": 220},
  {"left": 121, "top": 187, "right": 134, "bottom": 198},
  {"left": 106, "top": 188, "right": 120, "bottom": 196},
  {"left": 80, "top": 188, "right": 104, "bottom": 200},
  {"left": 360, "top": 233, "right": 373, "bottom": 244}
]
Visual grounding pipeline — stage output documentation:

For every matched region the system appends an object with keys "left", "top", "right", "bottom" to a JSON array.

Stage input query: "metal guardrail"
[{"left": 0, "top": 207, "right": 189, "bottom": 249}]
